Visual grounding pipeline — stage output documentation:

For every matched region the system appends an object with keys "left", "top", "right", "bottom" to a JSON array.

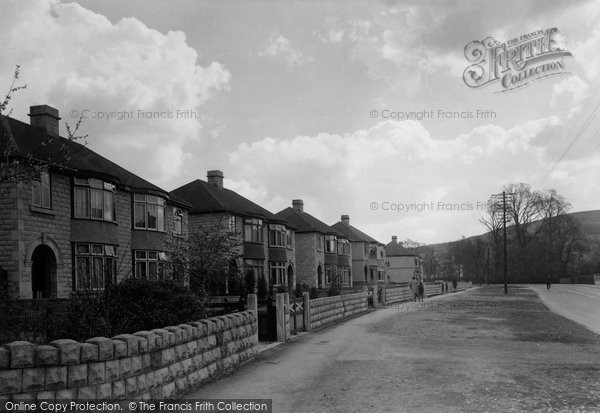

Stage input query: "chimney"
[
  {"left": 392, "top": 235, "right": 398, "bottom": 243},
  {"left": 28, "top": 105, "right": 61, "bottom": 136},
  {"left": 341, "top": 215, "right": 350, "bottom": 225},
  {"left": 207, "top": 170, "right": 224, "bottom": 188},
  {"left": 292, "top": 199, "right": 304, "bottom": 212}
]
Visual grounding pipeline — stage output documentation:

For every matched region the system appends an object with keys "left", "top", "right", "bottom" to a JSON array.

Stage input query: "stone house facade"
[
  {"left": 385, "top": 236, "right": 422, "bottom": 283},
  {"left": 331, "top": 215, "right": 386, "bottom": 285},
  {"left": 0, "top": 105, "right": 190, "bottom": 299},
  {"left": 171, "top": 171, "right": 297, "bottom": 292},
  {"left": 275, "top": 200, "right": 352, "bottom": 289}
]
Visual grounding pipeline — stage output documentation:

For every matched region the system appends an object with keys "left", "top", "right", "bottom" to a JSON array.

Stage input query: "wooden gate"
[{"left": 289, "top": 297, "right": 305, "bottom": 335}]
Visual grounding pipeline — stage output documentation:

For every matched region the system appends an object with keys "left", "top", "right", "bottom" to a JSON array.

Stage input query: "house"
[
  {"left": 0, "top": 105, "right": 191, "bottom": 299},
  {"left": 331, "top": 215, "right": 386, "bottom": 285},
  {"left": 385, "top": 236, "right": 422, "bottom": 283},
  {"left": 171, "top": 171, "right": 296, "bottom": 292},
  {"left": 275, "top": 200, "right": 352, "bottom": 289}
]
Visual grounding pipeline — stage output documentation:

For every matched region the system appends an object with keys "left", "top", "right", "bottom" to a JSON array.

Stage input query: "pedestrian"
[
  {"left": 546, "top": 275, "right": 552, "bottom": 290},
  {"left": 417, "top": 280, "right": 425, "bottom": 302},
  {"left": 452, "top": 279, "right": 457, "bottom": 291},
  {"left": 409, "top": 276, "right": 418, "bottom": 302}
]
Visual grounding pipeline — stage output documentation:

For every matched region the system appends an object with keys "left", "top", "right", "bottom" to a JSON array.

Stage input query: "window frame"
[
  {"left": 325, "top": 235, "right": 337, "bottom": 254},
  {"left": 74, "top": 243, "right": 117, "bottom": 291},
  {"left": 73, "top": 177, "right": 116, "bottom": 222},
  {"left": 244, "top": 218, "right": 264, "bottom": 243},
  {"left": 133, "top": 194, "right": 166, "bottom": 232},
  {"left": 270, "top": 261, "right": 287, "bottom": 286},
  {"left": 134, "top": 249, "right": 167, "bottom": 280},
  {"left": 32, "top": 172, "right": 52, "bottom": 209},
  {"left": 269, "top": 224, "right": 286, "bottom": 247}
]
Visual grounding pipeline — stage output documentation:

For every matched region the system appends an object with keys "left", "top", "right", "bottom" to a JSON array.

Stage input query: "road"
[
  {"left": 185, "top": 286, "right": 600, "bottom": 412},
  {"left": 530, "top": 283, "right": 600, "bottom": 334}
]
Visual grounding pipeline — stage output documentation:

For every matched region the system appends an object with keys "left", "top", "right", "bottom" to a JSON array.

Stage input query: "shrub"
[
  {"left": 104, "top": 278, "right": 206, "bottom": 336},
  {"left": 309, "top": 287, "right": 319, "bottom": 299},
  {"left": 257, "top": 276, "right": 268, "bottom": 300},
  {"left": 245, "top": 270, "right": 256, "bottom": 294}
]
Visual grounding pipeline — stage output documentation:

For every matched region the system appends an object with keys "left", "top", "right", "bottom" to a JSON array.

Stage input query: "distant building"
[
  {"left": 0, "top": 105, "right": 191, "bottom": 299},
  {"left": 385, "top": 236, "right": 422, "bottom": 283},
  {"left": 171, "top": 171, "right": 296, "bottom": 292},
  {"left": 331, "top": 215, "right": 386, "bottom": 285},
  {"left": 275, "top": 200, "right": 351, "bottom": 289}
]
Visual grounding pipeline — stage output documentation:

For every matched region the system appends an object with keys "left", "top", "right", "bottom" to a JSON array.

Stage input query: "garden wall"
[
  {"left": 308, "top": 292, "right": 368, "bottom": 330},
  {"left": 0, "top": 311, "right": 257, "bottom": 401}
]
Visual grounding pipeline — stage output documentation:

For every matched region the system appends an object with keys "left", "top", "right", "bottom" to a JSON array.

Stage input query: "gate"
[
  {"left": 257, "top": 298, "right": 277, "bottom": 341},
  {"left": 289, "top": 297, "right": 305, "bottom": 335}
]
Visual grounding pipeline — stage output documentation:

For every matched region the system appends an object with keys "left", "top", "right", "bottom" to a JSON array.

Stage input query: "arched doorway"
[
  {"left": 287, "top": 264, "right": 294, "bottom": 290},
  {"left": 317, "top": 265, "right": 323, "bottom": 288},
  {"left": 31, "top": 245, "right": 56, "bottom": 299}
]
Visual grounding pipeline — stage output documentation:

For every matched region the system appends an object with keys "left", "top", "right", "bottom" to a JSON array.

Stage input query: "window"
[
  {"left": 244, "top": 218, "right": 263, "bottom": 243},
  {"left": 270, "top": 261, "right": 286, "bottom": 286},
  {"left": 369, "top": 246, "right": 377, "bottom": 259},
  {"left": 245, "top": 259, "right": 264, "bottom": 282},
  {"left": 134, "top": 194, "right": 165, "bottom": 231},
  {"left": 325, "top": 265, "right": 334, "bottom": 284},
  {"left": 269, "top": 224, "right": 286, "bottom": 247},
  {"left": 286, "top": 229, "right": 293, "bottom": 249},
  {"left": 337, "top": 239, "right": 350, "bottom": 255},
  {"left": 227, "top": 216, "right": 237, "bottom": 235},
  {"left": 134, "top": 250, "right": 167, "bottom": 280},
  {"left": 74, "top": 243, "right": 116, "bottom": 291},
  {"left": 325, "top": 235, "right": 337, "bottom": 253},
  {"left": 32, "top": 172, "right": 51, "bottom": 209},
  {"left": 173, "top": 208, "right": 183, "bottom": 235},
  {"left": 74, "top": 178, "right": 116, "bottom": 221},
  {"left": 317, "top": 235, "right": 324, "bottom": 251}
]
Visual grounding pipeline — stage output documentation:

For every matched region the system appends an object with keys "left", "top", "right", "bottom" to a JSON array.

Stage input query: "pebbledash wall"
[
  {"left": 308, "top": 292, "right": 369, "bottom": 331},
  {"left": 0, "top": 311, "right": 257, "bottom": 401}
]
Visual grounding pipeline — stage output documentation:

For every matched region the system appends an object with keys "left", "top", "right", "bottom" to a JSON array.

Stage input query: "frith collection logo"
[{"left": 463, "top": 28, "right": 572, "bottom": 92}]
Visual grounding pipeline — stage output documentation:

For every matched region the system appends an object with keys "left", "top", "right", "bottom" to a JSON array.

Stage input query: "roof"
[
  {"left": 331, "top": 221, "right": 381, "bottom": 244},
  {"left": 275, "top": 207, "right": 340, "bottom": 235},
  {"left": 385, "top": 241, "right": 417, "bottom": 257},
  {"left": 171, "top": 179, "right": 280, "bottom": 221},
  {"left": 2, "top": 116, "right": 169, "bottom": 196}
]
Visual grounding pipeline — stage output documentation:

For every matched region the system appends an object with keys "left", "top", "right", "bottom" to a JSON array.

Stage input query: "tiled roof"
[
  {"left": 331, "top": 221, "right": 380, "bottom": 244},
  {"left": 275, "top": 207, "right": 340, "bottom": 235},
  {"left": 385, "top": 241, "right": 416, "bottom": 257},
  {"left": 2, "top": 116, "right": 169, "bottom": 196},
  {"left": 171, "top": 179, "right": 279, "bottom": 220}
]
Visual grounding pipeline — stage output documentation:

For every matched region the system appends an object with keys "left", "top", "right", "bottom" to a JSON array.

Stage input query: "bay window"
[
  {"left": 134, "top": 250, "right": 168, "bottom": 280},
  {"left": 134, "top": 194, "right": 165, "bottom": 231},
  {"left": 244, "top": 218, "right": 263, "bottom": 243},
  {"left": 269, "top": 224, "right": 286, "bottom": 247},
  {"left": 270, "top": 262, "right": 286, "bottom": 286},
  {"left": 337, "top": 239, "right": 350, "bottom": 255},
  {"left": 74, "top": 243, "right": 117, "bottom": 291},
  {"left": 74, "top": 178, "right": 116, "bottom": 221},
  {"left": 325, "top": 235, "right": 337, "bottom": 253},
  {"left": 173, "top": 208, "right": 183, "bottom": 235}
]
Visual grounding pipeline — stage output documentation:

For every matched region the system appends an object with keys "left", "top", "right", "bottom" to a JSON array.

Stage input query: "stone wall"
[
  {"left": 0, "top": 311, "right": 258, "bottom": 401},
  {"left": 308, "top": 292, "right": 368, "bottom": 330},
  {"left": 384, "top": 285, "right": 413, "bottom": 304}
]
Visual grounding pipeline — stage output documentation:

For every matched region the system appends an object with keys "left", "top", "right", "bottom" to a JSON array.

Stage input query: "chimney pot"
[
  {"left": 341, "top": 215, "right": 350, "bottom": 225},
  {"left": 292, "top": 199, "right": 304, "bottom": 212},
  {"left": 28, "top": 105, "right": 60, "bottom": 136},
  {"left": 392, "top": 236, "right": 398, "bottom": 243},
  {"left": 207, "top": 170, "right": 224, "bottom": 188}
]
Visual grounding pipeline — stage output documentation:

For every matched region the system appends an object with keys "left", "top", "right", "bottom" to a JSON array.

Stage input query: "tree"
[
  {"left": 165, "top": 218, "right": 242, "bottom": 296},
  {"left": 1, "top": 65, "right": 87, "bottom": 187}
]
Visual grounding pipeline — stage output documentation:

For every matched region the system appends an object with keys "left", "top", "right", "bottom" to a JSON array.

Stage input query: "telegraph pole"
[{"left": 502, "top": 191, "right": 508, "bottom": 295}]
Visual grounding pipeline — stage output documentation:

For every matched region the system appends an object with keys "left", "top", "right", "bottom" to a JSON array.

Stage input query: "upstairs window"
[
  {"left": 74, "top": 178, "right": 116, "bottom": 221},
  {"left": 244, "top": 218, "right": 263, "bottom": 243},
  {"left": 173, "top": 208, "right": 183, "bottom": 235},
  {"left": 337, "top": 239, "right": 350, "bottom": 255},
  {"left": 227, "top": 216, "right": 237, "bottom": 235},
  {"left": 317, "top": 235, "right": 324, "bottom": 251},
  {"left": 286, "top": 229, "right": 293, "bottom": 249},
  {"left": 269, "top": 224, "right": 286, "bottom": 247},
  {"left": 325, "top": 235, "right": 337, "bottom": 253},
  {"left": 32, "top": 172, "right": 51, "bottom": 209},
  {"left": 134, "top": 194, "right": 165, "bottom": 231}
]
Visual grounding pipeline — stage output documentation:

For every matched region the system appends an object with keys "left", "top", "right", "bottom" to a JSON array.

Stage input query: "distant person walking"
[
  {"left": 409, "top": 276, "right": 419, "bottom": 302},
  {"left": 417, "top": 280, "right": 425, "bottom": 302},
  {"left": 452, "top": 279, "right": 457, "bottom": 291},
  {"left": 546, "top": 275, "right": 552, "bottom": 290}
]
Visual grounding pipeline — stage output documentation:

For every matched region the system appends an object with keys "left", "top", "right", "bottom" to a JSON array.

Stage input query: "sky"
[{"left": 1, "top": 0, "right": 600, "bottom": 244}]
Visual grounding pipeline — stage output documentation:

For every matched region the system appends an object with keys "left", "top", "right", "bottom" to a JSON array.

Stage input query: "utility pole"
[{"left": 492, "top": 191, "right": 513, "bottom": 295}]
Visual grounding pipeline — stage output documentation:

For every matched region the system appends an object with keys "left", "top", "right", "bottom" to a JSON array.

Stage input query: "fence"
[{"left": 308, "top": 292, "right": 369, "bottom": 331}]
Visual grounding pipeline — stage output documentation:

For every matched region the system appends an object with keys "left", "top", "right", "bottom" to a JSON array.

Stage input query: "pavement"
[
  {"left": 529, "top": 283, "right": 600, "bottom": 334},
  {"left": 184, "top": 286, "right": 600, "bottom": 412}
]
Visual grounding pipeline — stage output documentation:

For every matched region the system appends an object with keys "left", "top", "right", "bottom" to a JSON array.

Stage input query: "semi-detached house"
[{"left": 0, "top": 105, "right": 191, "bottom": 299}]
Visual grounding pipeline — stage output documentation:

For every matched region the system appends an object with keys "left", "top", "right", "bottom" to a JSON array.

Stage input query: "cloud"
[
  {"left": 225, "top": 115, "right": 600, "bottom": 243},
  {"left": 0, "top": 0, "right": 230, "bottom": 187},
  {"left": 551, "top": 76, "right": 590, "bottom": 118},
  {"left": 259, "top": 32, "right": 312, "bottom": 66}
]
